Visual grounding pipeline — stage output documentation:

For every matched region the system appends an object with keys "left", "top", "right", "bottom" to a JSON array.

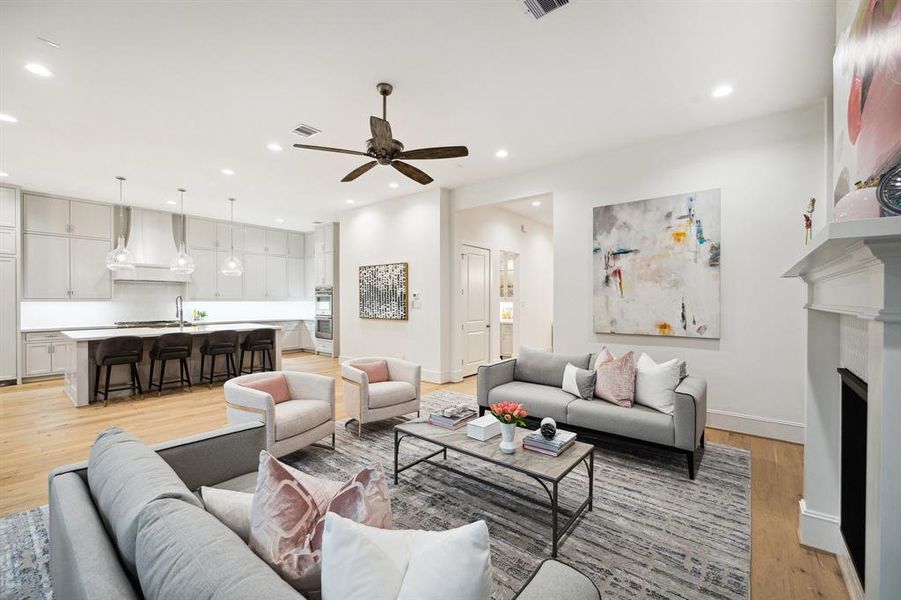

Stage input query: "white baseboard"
[
  {"left": 707, "top": 408, "right": 805, "bottom": 443},
  {"left": 835, "top": 526, "right": 864, "bottom": 600},
  {"left": 798, "top": 498, "right": 840, "bottom": 553},
  {"left": 422, "top": 369, "right": 455, "bottom": 384}
]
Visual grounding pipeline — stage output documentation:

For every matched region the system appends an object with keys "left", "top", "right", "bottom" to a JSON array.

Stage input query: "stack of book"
[
  {"left": 428, "top": 408, "right": 478, "bottom": 430},
  {"left": 522, "top": 430, "right": 577, "bottom": 456}
]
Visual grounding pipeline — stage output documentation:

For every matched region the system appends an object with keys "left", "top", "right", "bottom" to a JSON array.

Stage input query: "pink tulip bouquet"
[{"left": 489, "top": 401, "right": 528, "bottom": 427}]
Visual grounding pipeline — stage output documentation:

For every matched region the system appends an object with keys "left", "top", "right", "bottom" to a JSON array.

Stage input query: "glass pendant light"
[
  {"left": 105, "top": 176, "right": 136, "bottom": 271},
  {"left": 220, "top": 197, "right": 243, "bottom": 277},
  {"left": 169, "top": 188, "right": 195, "bottom": 274}
]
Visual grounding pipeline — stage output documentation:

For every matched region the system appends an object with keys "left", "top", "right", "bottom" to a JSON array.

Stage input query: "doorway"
[{"left": 461, "top": 244, "right": 490, "bottom": 376}]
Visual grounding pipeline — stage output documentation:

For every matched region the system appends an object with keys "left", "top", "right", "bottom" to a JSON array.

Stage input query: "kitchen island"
[{"left": 61, "top": 322, "right": 282, "bottom": 407}]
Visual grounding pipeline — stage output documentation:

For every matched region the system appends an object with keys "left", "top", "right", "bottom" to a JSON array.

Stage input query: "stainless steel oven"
[
  {"left": 315, "top": 286, "right": 333, "bottom": 317},
  {"left": 315, "top": 316, "right": 333, "bottom": 340}
]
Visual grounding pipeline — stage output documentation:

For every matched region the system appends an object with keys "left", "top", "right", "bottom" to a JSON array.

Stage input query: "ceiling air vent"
[
  {"left": 291, "top": 123, "right": 321, "bottom": 138},
  {"left": 523, "top": 0, "right": 569, "bottom": 19}
]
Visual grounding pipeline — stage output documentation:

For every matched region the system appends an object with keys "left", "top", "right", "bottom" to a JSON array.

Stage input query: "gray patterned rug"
[{"left": 0, "top": 391, "right": 750, "bottom": 599}]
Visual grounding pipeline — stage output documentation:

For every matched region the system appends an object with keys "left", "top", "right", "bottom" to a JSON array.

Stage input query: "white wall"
[
  {"left": 452, "top": 103, "right": 828, "bottom": 442},
  {"left": 456, "top": 204, "right": 554, "bottom": 359},
  {"left": 339, "top": 188, "right": 452, "bottom": 383}
]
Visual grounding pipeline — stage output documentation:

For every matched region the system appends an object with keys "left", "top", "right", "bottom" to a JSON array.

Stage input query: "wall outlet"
[{"left": 411, "top": 292, "right": 422, "bottom": 309}]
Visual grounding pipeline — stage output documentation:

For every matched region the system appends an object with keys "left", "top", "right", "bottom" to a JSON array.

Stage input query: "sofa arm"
[
  {"left": 673, "top": 376, "right": 707, "bottom": 451},
  {"left": 514, "top": 559, "right": 600, "bottom": 600},
  {"left": 385, "top": 358, "right": 421, "bottom": 392},
  {"left": 477, "top": 359, "right": 516, "bottom": 408}
]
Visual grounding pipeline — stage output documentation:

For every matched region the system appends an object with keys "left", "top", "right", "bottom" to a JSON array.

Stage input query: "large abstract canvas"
[
  {"left": 593, "top": 189, "right": 721, "bottom": 338},
  {"left": 359, "top": 262, "right": 409, "bottom": 320}
]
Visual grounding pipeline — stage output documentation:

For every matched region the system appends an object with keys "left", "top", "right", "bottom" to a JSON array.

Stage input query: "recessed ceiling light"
[
  {"left": 25, "top": 63, "right": 53, "bottom": 77},
  {"left": 0, "top": 114, "right": 18, "bottom": 123},
  {"left": 275, "top": 217, "right": 285, "bottom": 223},
  {"left": 0, "top": 172, "right": 9, "bottom": 178},
  {"left": 388, "top": 182, "right": 399, "bottom": 189},
  {"left": 221, "top": 168, "right": 235, "bottom": 175},
  {"left": 345, "top": 199, "right": 355, "bottom": 204},
  {"left": 267, "top": 143, "right": 283, "bottom": 152},
  {"left": 711, "top": 84, "right": 734, "bottom": 99},
  {"left": 531, "top": 200, "right": 542, "bottom": 207},
  {"left": 165, "top": 200, "right": 177, "bottom": 205},
  {"left": 495, "top": 149, "right": 509, "bottom": 158}
]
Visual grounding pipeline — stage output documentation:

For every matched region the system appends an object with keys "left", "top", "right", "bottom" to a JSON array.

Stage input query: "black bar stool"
[
  {"left": 93, "top": 336, "right": 144, "bottom": 405},
  {"left": 148, "top": 332, "right": 193, "bottom": 396},
  {"left": 199, "top": 330, "right": 239, "bottom": 388},
  {"left": 239, "top": 328, "right": 275, "bottom": 374}
]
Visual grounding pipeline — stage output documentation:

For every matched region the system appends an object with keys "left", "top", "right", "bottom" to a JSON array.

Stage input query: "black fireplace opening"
[{"left": 838, "top": 367, "right": 867, "bottom": 588}]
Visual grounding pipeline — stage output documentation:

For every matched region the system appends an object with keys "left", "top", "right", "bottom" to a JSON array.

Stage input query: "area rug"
[{"left": 0, "top": 391, "right": 750, "bottom": 600}]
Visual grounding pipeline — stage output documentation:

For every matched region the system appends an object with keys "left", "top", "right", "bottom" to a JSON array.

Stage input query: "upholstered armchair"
[
  {"left": 224, "top": 371, "right": 335, "bottom": 457},
  {"left": 341, "top": 357, "right": 421, "bottom": 436}
]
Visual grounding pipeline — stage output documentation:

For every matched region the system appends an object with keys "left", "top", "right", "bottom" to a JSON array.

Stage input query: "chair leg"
[
  {"left": 199, "top": 353, "right": 206, "bottom": 385},
  {"left": 158, "top": 360, "right": 167, "bottom": 396},
  {"left": 148, "top": 359, "right": 155, "bottom": 393},
  {"left": 239, "top": 349, "right": 245, "bottom": 374},
  {"left": 208, "top": 355, "right": 216, "bottom": 389},
  {"left": 266, "top": 349, "right": 274, "bottom": 371},
  {"left": 182, "top": 358, "right": 192, "bottom": 389},
  {"left": 331, "top": 432, "right": 336, "bottom": 449},
  {"left": 700, "top": 431, "right": 706, "bottom": 448},
  {"left": 687, "top": 451, "right": 696, "bottom": 480},
  {"left": 249, "top": 351, "right": 255, "bottom": 374},
  {"left": 133, "top": 362, "right": 143, "bottom": 397},
  {"left": 230, "top": 354, "right": 238, "bottom": 379},
  {"left": 103, "top": 365, "right": 112, "bottom": 405},
  {"left": 129, "top": 363, "right": 137, "bottom": 395},
  {"left": 93, "top": 364, "right": 101, "bottom": 402},
  {"left": 358, "top": 421, "right": 362, "bottom": 437}
]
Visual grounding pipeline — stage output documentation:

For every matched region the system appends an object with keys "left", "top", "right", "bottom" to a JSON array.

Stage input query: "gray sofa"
[
  {"left": 49, "top": 422, "right": 601, "bottom": 599},
  {"left": 478, "top": 348, "right": 707, "bottom": 479}
]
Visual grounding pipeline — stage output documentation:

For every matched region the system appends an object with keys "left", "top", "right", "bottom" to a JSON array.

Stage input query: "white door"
[
  {"left": 243, "top": 253, "right": 267, "bottom": 299},
  {"left": 188, "top": 248, "right": 218, "bottom": 299},
  {"left": 70, "top": 238, "right": 112, "bottom": 298},
  {"left": 287, "top": 257, "right": 304, "bottom": 299},
  {"left": 23, "top": 194, "right": 69, "bottom": 235},
  {"left": 216, "top": 251, "right": 244, "bottom": 298},
  {"left": 461, "top": 244, "right": 491, "bottom": 376},
  {"left": 0, "top": 256, "right": 16, "bottom": 380},
  {"left": 265, "top": 255, "right": 288, "bottom": 298},
  {"left": 24, "top": 233, "right": 70, "bottom": 299},
  {"left": 69, "top": 201, "right": 111, "bottom": 240}
]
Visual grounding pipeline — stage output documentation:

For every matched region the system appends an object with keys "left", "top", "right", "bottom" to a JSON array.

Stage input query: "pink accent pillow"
[
  {"left": 239, "top": 374, "right": 291, "bottom": 404},
  {"left": 594, "top": 347, "right": 615, "bottom": 368},
  {"left": 594, "top": 350, "right": 636, "bottom": 407},
  {"left": 356, "top": 360, "right": 389, "bottom": 384},
  {"left": 249, "top": 451, "right": 393, "bottom": 596}
]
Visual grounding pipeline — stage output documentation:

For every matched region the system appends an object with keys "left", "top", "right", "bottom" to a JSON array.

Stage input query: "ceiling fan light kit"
[{"left": 293, "top": 82, "right": 469, "bottom": 185}]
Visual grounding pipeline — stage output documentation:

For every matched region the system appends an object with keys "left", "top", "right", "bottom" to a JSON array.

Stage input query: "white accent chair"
[
  {"left": 341, "top": 357, "right": 421, "bottom": 436},
  {"left": 224, "top": 371, "right": 335, "bottom": 457}
]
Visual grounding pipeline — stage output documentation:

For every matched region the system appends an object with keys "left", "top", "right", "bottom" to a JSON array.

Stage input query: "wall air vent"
[
  {"left": 291, "top": 123, "right": 321, "bottom": 138},
  {"left": 523, "top": 0, "right": 569, "bottom": 19}
]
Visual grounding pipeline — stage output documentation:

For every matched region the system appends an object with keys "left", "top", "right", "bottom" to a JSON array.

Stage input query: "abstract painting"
[
  {"left": 593, "top": 189, "right": 721, "bottom": 338},
  {"left": 359, "top": 262, "right": 409, "bottom": 320}
]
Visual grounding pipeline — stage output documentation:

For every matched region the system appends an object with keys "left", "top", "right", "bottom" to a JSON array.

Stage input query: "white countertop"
[
  {"left": 23, "top": 318, "right": 314, "bottom": 334},
  {"left": 62, "top": 322, "right": 281, "bottom": 342}
]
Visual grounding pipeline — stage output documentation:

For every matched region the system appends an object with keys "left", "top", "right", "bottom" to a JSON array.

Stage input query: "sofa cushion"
[
  {"left": 487, "top": 381, "right": 577, "bottom": 423},
  {"left": 368, "top": 381, "right": 417, "bottom": 409},
  {"left": 514, "top": 347, "right": 592, "bottom": 388},
  {"left": 136, "top": 498, "right": 301, "bottom": 600},
  {"left": 201, "top": 487, "right": 254, "bottom": 542},
  {"left": 274, "top": 400, "right": 332, "bottom": 441},
  {"left": 567, "top": 399, "right": 674, "bottom": 446},
  {"left": 87, "top": 427, "right": 203, "bottom": 579}
]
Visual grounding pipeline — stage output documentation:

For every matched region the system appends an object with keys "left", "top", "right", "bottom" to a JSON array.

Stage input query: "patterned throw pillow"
[
  {"left": 249, "top": 451, "right": 393, "bottom": 597},
  {"left": 561, "top": 363, "right": 597, "bottom": 399},
  {"left": 594, "top": 350, "right": 636, "bottom": 407},
  {"left": 593, "top": 346, "right": 615, "bottom": 369}
]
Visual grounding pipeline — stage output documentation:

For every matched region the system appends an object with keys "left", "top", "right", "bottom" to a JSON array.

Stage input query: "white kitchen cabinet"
[
  {"left": 287, "top": 232, "right": 304, "bottom": 258},
  {"left": 0, "top": 257, "right": 16, "bottom": 381},
  {"left": 300, "top": 320, "right": 315, "bottom": 350},
  {"left": 0, "top": 187, "right": 16, "bottom": 228},
  {"left": 314, "top": 223, "right": 334, "bottom": 254},
  {"left": 266, "top": 230, "right": 287, "bottom": 256},
  {"left": 287, "top": 257, "right": 304, "bottom": 299},
  {"left": 70, "top": 238, "right": 112, "bottom": 298},
  {"left": 23, "top": 334, "right": 70, "bottom": 377},
  {"left": 0, "top": 229, "right": 14, "bottom": 255},
  {"left": 51, "top": 340, "right": 72, "bottom": 373},
  {"left": 24, "top": 342, "right": 53, "bottom": 376},
  {"left": 24, "top": 234, "right": 70, "bottom": 299},
  {"left": 243, "top": 253, "right": 267, "bottom": 299},
  {"left": 216, "top": 222, "right": 243, "bottom": 252},
  {"left": 187, "top": 248, "right": 218, "bottom": 299},
  {"left": 244, "top": 227, "right": 267, "bottom": 254},
  {"left": 279, "top": 321, "right": 300, "bottom": 350},
  {"left": 24, "top": 194, "right": 69, "bottom": 235},
  {"left": 187, "top": 217, "right": 218, "bottom": 249},
  {"left": 69, "top": 200, "right": 111, "bottom": 240},
  {"left": 266, "top": 256, "right": 287, "bottom": 298},
  {"left": 315, "top": 251, "right": 334, "bottom": 286},
  {"left": 216, "top": 251, "right": 244, "bottom": 298}
]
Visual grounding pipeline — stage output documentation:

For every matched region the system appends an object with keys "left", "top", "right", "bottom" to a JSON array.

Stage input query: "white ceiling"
[
  {"left": 0, "top": 1, "right": 834, "bottom": 231},
  {"left": 497, "top": 193, "right": 553, "bottom": 226}
]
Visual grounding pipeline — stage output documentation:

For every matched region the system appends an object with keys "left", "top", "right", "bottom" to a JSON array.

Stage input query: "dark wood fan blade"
[
  {"left": 397, "top": 146, "right": 469, "bottom": 160},
  {"left": 293, "top": 143, "right": 369, "bottom": 157},
  {"left": 391, "top": 160, "right": 433, "bottom": 185},
  {"left": 341, "top": 161, "right": 378, "bottom": 182},
  {"left": 370, "top": 116, "right": 393, "bottom": 148}
]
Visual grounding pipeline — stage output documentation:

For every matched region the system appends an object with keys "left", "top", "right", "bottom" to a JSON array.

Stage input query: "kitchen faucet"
[{"left": 175, "top": 295, "right": 184, "bottom": 331}]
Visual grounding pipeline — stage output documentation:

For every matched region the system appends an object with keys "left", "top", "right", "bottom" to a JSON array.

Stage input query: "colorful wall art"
[
  {"left": 592, "top": 189, "right": 721, "bottom": 338},
  {"left": 359, "top": 262, "right": 409, "bottom": 320}
]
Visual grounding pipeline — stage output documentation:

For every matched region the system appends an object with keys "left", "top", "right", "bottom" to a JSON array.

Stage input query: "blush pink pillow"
[
  {"left": 594, "top": 347, "right": 615, "bottom": 368},
  {"left": 594, "top": 350, "right": 636, "bottom": 407},
  {"left": 239, "top": 374, "right": 291, "bottom": 404},
  {"left": 356, "top": 360, "right": 389, "bottom": 384}
]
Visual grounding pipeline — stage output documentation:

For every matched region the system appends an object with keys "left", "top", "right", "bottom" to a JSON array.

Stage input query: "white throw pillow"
[
  {"left": 561, "top": 363, "right": 597, "bottom": 399},
  {"left": 634, "top": 353, "right": 682, "bottom": 414},
  {"left": 320, "top": 512, "right": 492, "bottom": 600},
  {"left": 200, "top": 487, "right": 253, "bottom": 541}
]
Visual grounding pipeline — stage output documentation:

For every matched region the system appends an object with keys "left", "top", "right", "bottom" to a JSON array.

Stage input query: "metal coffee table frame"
[{"left": 393, "top": 425, "right": 594, "bottom": 557}]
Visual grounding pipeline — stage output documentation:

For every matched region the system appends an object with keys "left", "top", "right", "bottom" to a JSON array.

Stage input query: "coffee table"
[{"left": 393, "top": 420, "right": 594, "bottom": 557}]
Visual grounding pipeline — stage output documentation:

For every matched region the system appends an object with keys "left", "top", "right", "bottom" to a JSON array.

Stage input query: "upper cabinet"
[
  {"left": 69, "top": 201, "right": 112, "bottom": 239},
  {"left": 217, "top": 222, "right": 243, "bottom": 253},
  {"left": 314, "top": 223, "right": 334, "bottom": 254},
  {"left": 187, "top": 217, "right": 218, "bottom": 249},
  {"left": 243, "top": 226, "right": 286, "bottom": 255},
  {"left": 0, "top": 187, "right": 17, "bottom": 228},
  {"left": 244, "top": 226, "right": 266, "bottom": 254},
  {"left": 287, "top": 232, "right": 304, "bottom": 258},
  {"left": 266, "top": 230, "right": 287, "bottom": 256},
  {"left": 23, "top": 194, "right": 110, "bottom": 240}
]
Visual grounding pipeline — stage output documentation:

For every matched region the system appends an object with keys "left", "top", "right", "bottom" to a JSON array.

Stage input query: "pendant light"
[
  {"left": 169, "top": 188, "right": 195, "bottom": 274},
  {"left": 105, "top": 176, "right": 136, "bottom": 271},
  {"left": 221, "top": 197, "right": 243, "bottom": 277}
]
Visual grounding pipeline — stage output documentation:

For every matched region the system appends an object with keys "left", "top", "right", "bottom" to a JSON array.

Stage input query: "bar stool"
[
  {"left": 200, "top": 330, "right": 239, "bottom": 388},
  {"left": 93, "top": 336, "right": 144, "bottom": 405},
  {"left": 240, "top": 328, "right": 275, "bottom": 374},
  {"left": 148, "top": 332, "right": 193, "bottom": 396}
]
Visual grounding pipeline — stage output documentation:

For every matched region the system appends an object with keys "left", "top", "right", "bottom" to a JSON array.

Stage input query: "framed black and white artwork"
[{"left": 359, "top": 262, "right": 409, "bottom": 320}]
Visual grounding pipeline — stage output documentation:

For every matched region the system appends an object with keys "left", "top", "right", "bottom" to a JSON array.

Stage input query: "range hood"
[{"left": 111, "top": 207, "right": 191, "bottom": 283}]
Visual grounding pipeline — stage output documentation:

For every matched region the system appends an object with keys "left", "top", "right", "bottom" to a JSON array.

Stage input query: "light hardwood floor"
[{"left": 0, "top": 352, "right": 847, "bottom": 599}]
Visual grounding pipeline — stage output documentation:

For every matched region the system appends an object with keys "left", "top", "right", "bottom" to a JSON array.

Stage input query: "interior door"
[{"left": 461, "top": 244, "right": 490, "bottom": 377}]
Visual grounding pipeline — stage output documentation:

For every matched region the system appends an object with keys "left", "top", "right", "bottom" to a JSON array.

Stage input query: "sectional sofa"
[{"left": 477, "top": 348, "right": 707, "bottom": 478}]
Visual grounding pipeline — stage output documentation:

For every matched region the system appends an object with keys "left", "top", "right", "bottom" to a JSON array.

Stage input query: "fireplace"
[{"left": 839, "top": 367, "right": 867, "bottom": 589}]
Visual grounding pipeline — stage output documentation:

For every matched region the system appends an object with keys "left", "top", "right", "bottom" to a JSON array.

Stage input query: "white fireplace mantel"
[{"left": 783, "top": 217, "right": 901, "bottom": 600}]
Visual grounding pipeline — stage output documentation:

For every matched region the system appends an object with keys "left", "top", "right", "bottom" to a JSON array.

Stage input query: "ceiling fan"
[{"left": 292, "top": 83, "right": 468, "bottom": 185}]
